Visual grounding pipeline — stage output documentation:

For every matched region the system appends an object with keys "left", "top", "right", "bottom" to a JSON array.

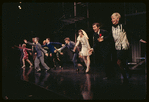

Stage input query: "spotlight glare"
[{"left": 18, "top": 5, "right": 22, "bottom": 9}]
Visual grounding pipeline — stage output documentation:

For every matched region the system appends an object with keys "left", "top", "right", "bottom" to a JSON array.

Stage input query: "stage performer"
[
  {"left": 24, "top": 37, "right": 50, "bottom": 72},
  {"left": 91, "top": 22, "right": 114, "bottom": 80},
  {"left": 108, "top": 12, "right": 131, "bottom": 83},
  {"left": 58, "top": 37, "right": 87, "bottom": 72},
  {"left": 73, "top": 29, "right": 92, "bottom": 73},
  {"left": 21, "top": 44, "right": 33, "bottom": 68},
  {"left": 42, "top": 38, "right": 63, "bottom": 70}
]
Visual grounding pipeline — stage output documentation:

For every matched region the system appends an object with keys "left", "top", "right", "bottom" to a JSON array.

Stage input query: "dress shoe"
[
  {"left": 29, "top": 65, "right": 33, "bottom": 68},
  {"left": 86, "top": 71, "right": 90, "bottom": 74},
  {"left": 36, "top": 68, "right": 41, "bottom": 72},
  {"left": 46, "top": 68, "right": 51, "bottom": 73},
  {"left": 22, "top": 65, "right": 25, "bottom": 68}
]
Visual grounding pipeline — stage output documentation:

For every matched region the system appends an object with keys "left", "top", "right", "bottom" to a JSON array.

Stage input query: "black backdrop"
[{"left": 2, "top": 2, "right": 146, "bottom": 72}]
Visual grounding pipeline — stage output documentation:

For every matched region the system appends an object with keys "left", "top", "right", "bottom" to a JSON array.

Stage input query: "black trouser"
[
  {"left": 112, "top": 49, "right": 130, "bottom": 80},
  {"left": 94, "top": 49, "right": 114, "bottom": 78},
  {"left": 34, "top": 55, "right": 50, "bottom": 70},
  {"left": 51, "top": 53, "right": 63, "bottom": 68},
  {"left": 44, "top": 55, "right": 51, "bottom": 68}
]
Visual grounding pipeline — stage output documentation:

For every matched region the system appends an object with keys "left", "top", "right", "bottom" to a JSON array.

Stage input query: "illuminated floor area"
[{"left": 2, "top": 63, "right": 146, "bottom": 100}]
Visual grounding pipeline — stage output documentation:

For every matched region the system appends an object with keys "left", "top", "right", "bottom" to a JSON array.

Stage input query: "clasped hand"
[{"left": 97, "top": 37, "right": 104, "bottom": 42}]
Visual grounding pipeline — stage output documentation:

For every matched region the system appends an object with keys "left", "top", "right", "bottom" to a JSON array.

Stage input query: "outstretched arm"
[
  {"left": 50, "top": 42, "right": 62, "bottom": 46},
  {"left": 42, "top": 44, "right": 46, "bottom": 47},
  {"left": 25, "top": 48, "right": 32, "bottom": 51},
  {"left": 58, "top": 44, "right": 66, "bottom": 51},
  {"left": 24, "top": 39, "right": 36, "bottom": 46}
]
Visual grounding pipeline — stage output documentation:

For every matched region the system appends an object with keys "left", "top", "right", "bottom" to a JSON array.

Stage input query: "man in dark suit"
[
  {"left": 92, "top": 23, "right": 113, "bottom": 79},
  {"left": 58, "top": 37, "right": 86, "bottom": 72},
  {"left": 42, "top": 38, "right": 63, "bottom": 70},
  {"left": 24, "top": 37, "right": 50, "bottom": 72}
]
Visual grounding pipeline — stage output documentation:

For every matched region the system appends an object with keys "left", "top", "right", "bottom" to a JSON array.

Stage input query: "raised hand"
[
  {"left": 54, "top": 50, "right": 57, "bottom": 53},
  {"left": 97, "top": 37, "right": 104, "bottom": 42},
  {"left": 45, "top": 53, "right": 48, "bottom": 56},
  {"left": 60, "top": 52, "right": 63, "bottom": 55},
  {"left": 24, "top": 39, "right": 27, "bottom": 43},
  {"left": 62, "top": 44, "right": 65, "bottom": 47}
]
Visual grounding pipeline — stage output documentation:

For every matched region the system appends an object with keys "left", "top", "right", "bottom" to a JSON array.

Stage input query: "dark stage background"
[{"left": 2, "top": 2, "right": 146, "bottom": 74}]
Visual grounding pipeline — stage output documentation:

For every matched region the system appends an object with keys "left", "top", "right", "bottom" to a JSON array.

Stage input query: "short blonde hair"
[
  {"left": 22, "top": 44, "right": 26, "bottom": 48},
  {"left": 111, "top": 12, "right": 121, "bottom": 19}
]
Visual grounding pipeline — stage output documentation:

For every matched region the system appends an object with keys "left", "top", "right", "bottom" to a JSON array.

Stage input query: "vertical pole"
[
  {"left": 124, "top": 2, "right": 126, "bottom": 25},
  {"left": 87, "top": 2, "right": 89, "bottom": 28},
  {"left": 74, "top": 2, "right": 77, "bottom": 43},
  {"left": 74, "top": 2, "right": 76, "bottom": 17}
]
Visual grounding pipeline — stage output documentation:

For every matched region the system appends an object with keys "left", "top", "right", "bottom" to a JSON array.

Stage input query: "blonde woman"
[
  {"left": 73, "top": 29, "right": 92, "bottom": 73},
  {"left": 21, "top": 44, "right": 33, "bottom": 68},
  {"left": 110, "top": 12, "right": 131, "bottom": 82}
]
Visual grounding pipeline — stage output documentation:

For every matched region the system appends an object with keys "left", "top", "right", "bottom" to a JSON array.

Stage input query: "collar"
[
  {"left": 112, "top": 23, "right": 120, "bottom": 28},
  {"left": 47, "top": 42, "right": 50, "bottom": 45},
  {"left": 68, "top": 42, "right": 70, "bottom": 45},
  {"left": 97, "top": 29, "right": 100, "bottom": 35}
]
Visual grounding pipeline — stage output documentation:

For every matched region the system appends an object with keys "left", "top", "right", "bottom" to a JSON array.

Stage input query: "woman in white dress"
[{"left": 73, "top": 29, "right": 92, "bottom": 73}]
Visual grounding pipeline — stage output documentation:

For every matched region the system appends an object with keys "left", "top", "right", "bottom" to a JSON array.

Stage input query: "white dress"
[{"left": 75, "top": 36, "right": 91, "bottom": 56}]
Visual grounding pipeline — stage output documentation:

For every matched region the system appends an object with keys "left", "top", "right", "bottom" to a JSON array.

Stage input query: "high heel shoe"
[
  {"left": 22, "top": 65, "right": 25, "bottom": 68},
  {"left": 85, "top": 69, "right": 89, "bottom": 73}
]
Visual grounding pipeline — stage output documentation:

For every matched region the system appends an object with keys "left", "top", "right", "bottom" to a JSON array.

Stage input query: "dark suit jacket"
[
  {"left": 27, "top": 42, "right": 47, "bottom": 58},
  {"left": 42, "top": 42, "right": 62, "bottom": 54},
  {"left": 93, "top": 29, "right": 112, "bottom": 56}
]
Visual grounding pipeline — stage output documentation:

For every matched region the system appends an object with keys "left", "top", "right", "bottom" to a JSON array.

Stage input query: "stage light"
[
  {"left": 20, "top": 2, "right": 22, "bottom": 3},
  {"left": 18, "top": 5, "right": 22, "bottom": 9}
]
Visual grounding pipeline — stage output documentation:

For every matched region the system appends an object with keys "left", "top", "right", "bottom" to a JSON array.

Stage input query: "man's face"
[
  {"left": 46, "top": 39, "right": 49, "bottom": 43},
  {"left": 34, "top": 38, "right": 37, "bottom": 43},
  {"left": 93, "top": 25, "right": 100, "bottom": 33},
  {"left": 79, "top": 32, "right": 83, "bottom": 37},
  {"left": 111, "top": 15, "right": 119, "bottom": 25},
  {"left": 65, "top": 40, "right": 69, "bottom": 44}
]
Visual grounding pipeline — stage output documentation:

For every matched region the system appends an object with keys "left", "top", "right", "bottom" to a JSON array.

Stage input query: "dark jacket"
[
  {"left": 42, "top": 42, "right": 62, "bottom": 53},
  {"left": 93, "top": 29, "right": 112, "bottom": 56}
]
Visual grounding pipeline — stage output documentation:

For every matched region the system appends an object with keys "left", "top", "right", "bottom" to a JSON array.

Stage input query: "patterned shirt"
[{"left": 112, "top": 24, "right": 129, "bottom": 50}]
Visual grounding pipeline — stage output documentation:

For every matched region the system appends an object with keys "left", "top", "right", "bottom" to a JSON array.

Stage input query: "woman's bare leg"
[
  {"left": 26, "top": 59, "right": 33, "bottom": 68},
  {"left": 86, "top": 56, "right": 90, "bottom": 73},
  {"left": 22, "top": 58, "right": 25, "bottom": 68},
  {"left": 82, "top": 56, "right": 87, "bottom": 66}
]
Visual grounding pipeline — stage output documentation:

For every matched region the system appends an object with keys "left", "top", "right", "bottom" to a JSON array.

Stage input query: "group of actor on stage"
[{"left": 12, "top": 12, "right": 146, "bottom": 82}]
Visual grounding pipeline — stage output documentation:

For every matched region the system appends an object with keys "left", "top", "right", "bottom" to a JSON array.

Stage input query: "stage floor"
[{"left": 17, "top": 63, "right": 146, "bottom": 100}]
